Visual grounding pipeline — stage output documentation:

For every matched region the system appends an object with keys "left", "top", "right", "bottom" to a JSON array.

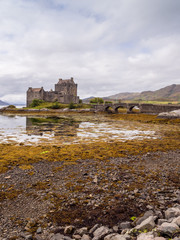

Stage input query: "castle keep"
[{"left": 27, "top": 78, "right": 79, "bottom": 107}]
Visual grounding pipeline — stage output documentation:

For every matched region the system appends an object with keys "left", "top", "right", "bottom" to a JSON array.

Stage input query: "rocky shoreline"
[
  {"left": 25, "top": 204, "right": 180, "bottom": 240},
  {"left": 0, "top": 150, "right": 179, "bottom": 240}
]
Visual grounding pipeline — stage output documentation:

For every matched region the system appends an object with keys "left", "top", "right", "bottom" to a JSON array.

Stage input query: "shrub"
[
  {"left": 7, "top": 105, "right": 16, "bottom": 109},
  {"left": 50, "top": 102, "right": 63, "bottom": 109},
  {"left": 30, "top": 99, "right": 44, "bottom": 107},
  {"left": 105, "top": 101, "right": 112, "bottom": 104},
  {"left": 69, "top": 102, "right": 76, "bottom": 109},
  {"left": 90, "top": 98, "right": 104, "bottom": 104}
]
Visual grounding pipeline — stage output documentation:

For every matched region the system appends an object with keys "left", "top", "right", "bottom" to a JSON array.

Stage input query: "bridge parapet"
[{"left": 92, "top": 103, "right": 180, "bottom": 113}]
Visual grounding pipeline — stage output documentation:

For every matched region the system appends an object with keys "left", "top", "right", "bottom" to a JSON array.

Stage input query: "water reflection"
[
  {"left": 0, "top": 114, "right": 157, "bottom": 145},
  {"left": 26, "top": 117, "right": 80, "bottom": 137}
]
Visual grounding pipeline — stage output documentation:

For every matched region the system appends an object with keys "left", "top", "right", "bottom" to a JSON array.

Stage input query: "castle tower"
[{"left": 55, "top": 77, "right": 77, "bottom": 96}]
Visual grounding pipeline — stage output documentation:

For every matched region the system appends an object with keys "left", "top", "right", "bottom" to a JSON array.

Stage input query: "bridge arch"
[
  {"left": 115, "top": 106, "right": 127, "bottom": 113},
  {"left": 105, "top": 105, "right": 114, "bottom": 113},
  {"left": 128, "top": 105, "right": 141, "bottom": 113}
]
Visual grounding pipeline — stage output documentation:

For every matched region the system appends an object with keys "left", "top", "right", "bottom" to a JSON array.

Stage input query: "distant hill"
[
  {"left": 82, "top": 96, "right": 95, "bottom": 103},
  {"left": 108, "top": 84, "right": 180, "bottom": 101},
  {"left": 0, "top": 100, "right": 9, "bottom": 105}
]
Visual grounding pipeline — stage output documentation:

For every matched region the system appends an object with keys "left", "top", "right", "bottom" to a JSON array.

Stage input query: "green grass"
[{"left": 25, "top": 101, "right": 91, "bottom": 110}]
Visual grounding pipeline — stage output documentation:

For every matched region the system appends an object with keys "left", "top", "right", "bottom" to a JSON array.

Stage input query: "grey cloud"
[{"left": 0, "top": 0, "right": 180, "bottom": 103}]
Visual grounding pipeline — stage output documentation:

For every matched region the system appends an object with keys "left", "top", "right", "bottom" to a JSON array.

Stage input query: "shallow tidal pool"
[{"left": 0, "top": 113, "right": 158, "bottom": 145}]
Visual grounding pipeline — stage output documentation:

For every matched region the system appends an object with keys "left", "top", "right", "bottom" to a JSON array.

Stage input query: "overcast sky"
[{"left": 0, "top": 0, "right": 180, "bottom": 103}]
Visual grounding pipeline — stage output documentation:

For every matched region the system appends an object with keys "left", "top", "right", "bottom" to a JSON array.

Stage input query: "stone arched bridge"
[{"left": 92, "top": 103, "right": 180, "bottom": 113}]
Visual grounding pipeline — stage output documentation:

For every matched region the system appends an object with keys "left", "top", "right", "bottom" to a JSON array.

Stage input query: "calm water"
[{"left": 0, "top": 114, "right": 157, "bottom": 145}]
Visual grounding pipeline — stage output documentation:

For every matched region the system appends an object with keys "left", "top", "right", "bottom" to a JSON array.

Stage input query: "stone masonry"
[{"left": 27, "top": 77, "right": 79, "bottom": 107}]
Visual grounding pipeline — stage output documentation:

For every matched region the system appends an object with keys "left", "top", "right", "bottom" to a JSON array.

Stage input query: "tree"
[{"left": 90, "top": 97, "right": 104, "bottom": 104}]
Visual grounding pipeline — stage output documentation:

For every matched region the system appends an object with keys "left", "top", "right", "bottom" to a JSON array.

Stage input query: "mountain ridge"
[
  {"left": 107, "top": 84, "right": 180, "bottom": 101},
  {"left": 0, "top": 100, "right": 9, "bottom": 105}
]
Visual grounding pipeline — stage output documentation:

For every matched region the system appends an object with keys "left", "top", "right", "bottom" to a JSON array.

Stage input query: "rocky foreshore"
[
  {"left": 3, "top": 204, "right": 180, "bottom": 240},
  {"left": 0, "top": 107, "right": 95, "bottom": 114},
  {"left": 0, "top": 149, "right": 180, "bottom": 240}
]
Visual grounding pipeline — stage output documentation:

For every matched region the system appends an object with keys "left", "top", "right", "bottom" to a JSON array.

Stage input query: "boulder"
[
  {"left": 81, "top": 234, "right": 91, "bottom": 240},
  {"left": 137, "top": 232, "right": 154, "bottom": 240},
  {"left": 75, "top": 227, "right": 88, "bottom": 236},
  {"left": 157, "top": 222, "right": 179, "bottom": 237},
  {"left": 93, "top": 226, "right": 111, "bottom": 240},
  {"left": 104, "top": 233, "right": 118, "bottom": 240},
  {"left": 135, "top": 216, "right": 155, "bottom": 231},
  {"left": 136, "top": 210, "right": 154, "bottom": 225},
  {"left": 104, "top": 234, "right": 130, "bottom": 240},
  {"left": 50, "top": 233, "right": 73, "bottom": 240},
  {"left": 158, "top": 109, "right": 180, "bottom": 119},
  {"left": 119, "top": 222, "right": 131, "bottom": 230},
  {"left": 89, "top": 224, "right": 100, "bottom": 235},
  {"left": 172, "top": 216, "right": 180, "bottom": 226},
  {"left": 165, "top": 207, "right": 180, "bottom": 220}
]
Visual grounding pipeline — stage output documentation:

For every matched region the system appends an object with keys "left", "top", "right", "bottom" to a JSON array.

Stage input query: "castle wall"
[
  {"left": 62, "top": 95, "right": 79, "bottom": 104},
  {"left": 44, "top": 91, "right": 59, "bottom": 102},
  {"left": 27, "top": 88, "right": 45, "bottom": 107}
]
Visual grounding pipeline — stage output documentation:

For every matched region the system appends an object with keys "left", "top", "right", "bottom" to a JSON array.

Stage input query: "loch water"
[{"left": 0, "top": 113, "right": 157, "bottom": 145}]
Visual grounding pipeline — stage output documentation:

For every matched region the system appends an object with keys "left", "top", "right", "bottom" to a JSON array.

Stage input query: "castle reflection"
[{"left": 26, "top": 116, "right": 80, "bottom": 138}]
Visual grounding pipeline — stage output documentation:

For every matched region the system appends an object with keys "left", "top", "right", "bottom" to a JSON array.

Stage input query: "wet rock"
[{"left": 135, "top": 216, "right": 155, "bottom": 231}]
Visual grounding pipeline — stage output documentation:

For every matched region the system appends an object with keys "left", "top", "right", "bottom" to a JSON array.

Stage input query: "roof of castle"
[{"left": 30, "top": 88, "right": 42, "bottom": 92}]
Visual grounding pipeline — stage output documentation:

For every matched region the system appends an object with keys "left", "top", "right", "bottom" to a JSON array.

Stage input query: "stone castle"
[{"left": 27, "top": 77, "right": 79, "bottom": 107}]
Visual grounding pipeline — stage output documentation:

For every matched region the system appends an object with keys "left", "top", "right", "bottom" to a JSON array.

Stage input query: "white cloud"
[{"left": 0, "top": 0, "right": 180, "bottom": 103}]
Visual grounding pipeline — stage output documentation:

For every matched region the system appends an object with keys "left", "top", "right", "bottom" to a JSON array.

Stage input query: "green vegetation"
[
  {"left": 7, "top": 105, "right": 16, "bottom": 109},
  {"left": 50, "top": 102, "right": 64, "bottom": 109},
  {"left": 130, "top": 216, "right": 137, "bottom": 221},
  {"left": 90, "top": 97, "right": 104, "bottom": 104},
  {"left": 69, "top": 102, "right": 76, "bottom": 109},
  {"left": 30, "top": 99, "right": 45, "bottom": 107},
  {"left": 26, "top": 101, "right": 91, "bottom": 110}
]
